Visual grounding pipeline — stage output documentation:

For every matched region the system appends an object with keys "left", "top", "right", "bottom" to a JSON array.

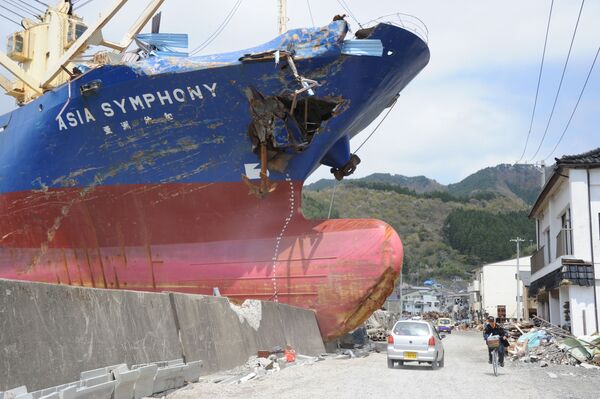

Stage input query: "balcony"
[
  {"left": 556, "top": 228, "right": 573, "bottom": 258},
  {"left": 531, "top": 246, "right": 546, "bottom": 275}
]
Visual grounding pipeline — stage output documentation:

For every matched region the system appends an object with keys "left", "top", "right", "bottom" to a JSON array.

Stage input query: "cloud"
[{"left": 1, "top": 0, "right": 599, "bottom": 186}]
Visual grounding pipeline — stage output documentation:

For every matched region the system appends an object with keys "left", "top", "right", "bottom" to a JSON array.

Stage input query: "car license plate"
[{"left": 404, "top": 352, "right": 417, "bottom": 359}]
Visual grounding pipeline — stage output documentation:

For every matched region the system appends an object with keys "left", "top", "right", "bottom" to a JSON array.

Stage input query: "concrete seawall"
[{"left": 0, "top": 279, "right": 325, "bottom": 391}]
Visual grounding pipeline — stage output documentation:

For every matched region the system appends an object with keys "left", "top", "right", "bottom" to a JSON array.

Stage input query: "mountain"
[
  {"left": 448, "top": 164, "right": 542, "bottom": 205},
  {"left": 301, "top": 163, "right": 540, "bottom": 283},
  {"left": 306, "top": 173, "right": 445, "bottom": 193},
  {"left": 306, "top": 164, "right": 542, "bottom": 205}
]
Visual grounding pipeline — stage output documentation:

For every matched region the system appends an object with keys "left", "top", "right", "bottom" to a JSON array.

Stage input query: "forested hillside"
[{"left": 302, "top": 164, "right": 540, "bottom": 282}]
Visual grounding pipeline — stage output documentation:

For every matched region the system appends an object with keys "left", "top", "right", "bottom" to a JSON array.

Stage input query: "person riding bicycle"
[{"left": 483, "top": 316, "right": 509, "bottom": 367}]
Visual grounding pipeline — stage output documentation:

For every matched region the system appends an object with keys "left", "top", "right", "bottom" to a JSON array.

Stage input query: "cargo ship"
[{"left": 0, "top": 0, "right": 430, "bottom": 340}]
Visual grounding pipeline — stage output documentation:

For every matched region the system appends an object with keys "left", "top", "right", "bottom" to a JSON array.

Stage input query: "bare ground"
[{"left": 169, "top": 330, "right": 600, "bottom": 399}]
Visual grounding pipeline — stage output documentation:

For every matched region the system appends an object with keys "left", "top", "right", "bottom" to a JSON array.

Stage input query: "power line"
[
  {"left": 3, "top": 0, "right": 40, "bottom": 18},
  {"left": 306, "top": 0, "right": 315, "bottom": 27},
  {"left": 31, "top": 0, "right": 48, "bottom": 7},
  {"left": 353, "top": 96, "right": 398, "bottom": 154},
  {"left": 14, "top": 0, "right": 44, "bottom": 13},
  {"left": 0, "top": 11, "right": 20, "bottom": 25},
  {"left": 74, "top": 0, "right": 95, "bottom": 11},
  {"left": 528, "top": 0, "right": 585, "bottom": 162},
  {"left": 543, "top": 45, "right": 599, "bottom": 161},
  {"left": 336, "top": 0, "right": 362, "bottom": 29},
  {"left": 190, "top": 0, "right": 242, "bottom": 56},
  {"left": 516, "top": 0, "right": 554, "bottom": 164},
  {"left": 0, "top": 3, "right": 28, "bottom": 19}
]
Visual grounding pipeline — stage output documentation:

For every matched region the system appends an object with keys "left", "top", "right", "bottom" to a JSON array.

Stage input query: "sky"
[{"left": 1, "top": 0, "right": 599, "bottom": 185}]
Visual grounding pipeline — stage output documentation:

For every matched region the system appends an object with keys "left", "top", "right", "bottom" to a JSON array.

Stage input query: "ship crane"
[{"left": 0, "top": 0, "right": 165, "bottom": 104}]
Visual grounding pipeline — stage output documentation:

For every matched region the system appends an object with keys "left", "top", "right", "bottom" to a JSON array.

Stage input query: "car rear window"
[
  {"left": 393, "top": 322, "right": 430, "bottom": 336},
  {"left": 439, "top": 319, "right": 450, "bottom": 325}
]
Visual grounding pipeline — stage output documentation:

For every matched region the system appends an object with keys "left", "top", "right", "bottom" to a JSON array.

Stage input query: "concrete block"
[
  {"left": 182, "top": 361, "right": 203, "bottom": 383},
  {"left": 73, "top": 381, "right": 115, "bottom": 399},
  {"left": 0, "top": 279, "right": 181, "bottom": 391},
  {"left": 80, "top": 365, "right": 124, "bottom": 381},
  {"left": 58, "top": 387, "right": 76, "bottom": 399},
  {"left": 277, "top": 303, "right": 325, "bottom": 355},
  {"left": 1, "top": 386, "right": 28, "bottom": 399},
  {"left": 82, "top": 376, "right": 110, "bottom": 388},
  {"left": 14, "top": 394, "right": 32, "bottom": 399},
  {"left": 38, "top": 394, "right": 59, "bottom": 399},
  {"left": 132, "top": 365, "right": 156, "bottom": 399},
  {"left": 171, "top": 294, "right": 251, "bottom": 372},
  {"left": 166, "top": 359, "right": 184, "bottom": 367},
  {"left": 111, "top": 367, "right": 139, "bottom": 399},
  {"left": 152, "top": 365, "right": 184, "bottom": 394}
]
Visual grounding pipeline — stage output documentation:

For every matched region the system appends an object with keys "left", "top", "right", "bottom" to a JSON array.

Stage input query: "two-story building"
[
  {"left": 400, "top": 288, "right": 441, "bottom": 314},
  {"left": 529, "top": 148, "right": 600, "bottom": 336},
  {"left": 467, "top": 257, "right": 531, "bottom": 321}
]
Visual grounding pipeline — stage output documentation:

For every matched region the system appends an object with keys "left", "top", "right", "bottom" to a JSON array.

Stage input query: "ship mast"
[
  {"left": 0, "top": 0, "right": 165, "bottom": 104},
  {"left": 278, "top": 0, "right": 287, "bottom": 34}
]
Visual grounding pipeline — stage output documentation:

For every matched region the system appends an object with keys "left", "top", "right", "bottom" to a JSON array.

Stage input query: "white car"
[{"left": 387, "top": 320, "right": 445, "bottom": 369}]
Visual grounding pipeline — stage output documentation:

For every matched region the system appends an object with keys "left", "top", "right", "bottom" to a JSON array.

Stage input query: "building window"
[
  {"left": 545, "top": 229, "right": 551, "bottom": 263},
  {"left": 558, "top": 208, "right": 573, "bottom": 256}
]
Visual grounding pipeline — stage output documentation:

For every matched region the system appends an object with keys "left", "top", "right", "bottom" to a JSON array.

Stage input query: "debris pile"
[
  {"left": 365, "top": 310, "right": 396, "bottom": 341},
  {"left": 507, "top": 317, "right": 600, "bottom": 368},
  {"left": 421, "top": 311, "right": 449, "bottom": 321},
  {"left": 208, "top": 346, "right": 324, "bottom": 385}
]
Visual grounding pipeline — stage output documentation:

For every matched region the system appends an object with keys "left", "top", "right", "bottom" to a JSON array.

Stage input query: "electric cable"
[
  {"left": 31, "top": 0, "right": 48, "bottom": 7},
  {"left": 306, "top": 0, "right": 315, "bottom": 27},
  {"left": 13, "top": 0, "right": 45, "bottom": 13},
  {"left": 0, "top": 11, "right": 20, "bottom": 25},
  {"left": 515, "top": 0, "right": 554, "bottom": 164},
  {"left": 337, "top": 0, "right": 362, "bottom": 29},
  {"left": 0, "top": 3, "right": 28, "bottom": 19},
  {"left": 353, "top": 97, "right": 398, "bottom": 154},
  {"left": 14, "top": 0, "right": 44, "bottom": 13},
  {"left": 190, "top": 0, "right": 242, "bottom": 56},
  {"left": 528, "top": 0, "right": 585, "bottom": 162},
  {"left": 74, "top": 0, "right": 95, "bottom": 11},
  {"left": 3, "top": 0, "right": 40, "bottom": 18},
  {"left": 543, "top": 45, "right": 599, "bottom": 161}
]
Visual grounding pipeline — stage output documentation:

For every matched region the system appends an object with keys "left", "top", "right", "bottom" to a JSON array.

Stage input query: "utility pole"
[
  {"left": 511, "top": 237, "right": 525, "bottom": 321},
  {"left": 399, "top": 268, "right": 403, "bottom": 314}
]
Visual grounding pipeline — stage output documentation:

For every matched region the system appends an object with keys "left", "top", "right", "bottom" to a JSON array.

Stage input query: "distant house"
[
  {"left": 468, "top": 257, "right": 531, "bottom": 321},
  {"left": 529, "top": 148, "right": 600, "bottom": 336},
  {"left": 399, "top": 288, "right": 441, "bottom": 314}
]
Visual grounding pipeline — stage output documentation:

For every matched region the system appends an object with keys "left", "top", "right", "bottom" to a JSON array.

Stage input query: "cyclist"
[{"left": 483, "top": 316, "right": 509, "bottom": 367}]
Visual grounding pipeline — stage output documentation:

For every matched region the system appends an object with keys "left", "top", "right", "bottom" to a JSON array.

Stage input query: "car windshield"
[
  {"left": 439, "top": 319, "right": 450, "bottom": 325},
  {"left": 393, "top": 322, "right": 430, "bottom": 336}
]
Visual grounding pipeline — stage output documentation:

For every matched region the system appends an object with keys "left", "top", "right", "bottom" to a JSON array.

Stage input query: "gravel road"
[{"left": 169, "top": 330, "right": 600, "bottom": 399}]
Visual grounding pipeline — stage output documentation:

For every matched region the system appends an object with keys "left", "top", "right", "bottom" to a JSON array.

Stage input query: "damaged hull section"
[{"left": 0, "top": 21, "right": 428, "bottom": 340}]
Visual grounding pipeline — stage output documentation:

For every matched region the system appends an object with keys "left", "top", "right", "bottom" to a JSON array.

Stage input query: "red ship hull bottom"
[{"left": 0, "top": 181, "right": 403, "bottom": 340}]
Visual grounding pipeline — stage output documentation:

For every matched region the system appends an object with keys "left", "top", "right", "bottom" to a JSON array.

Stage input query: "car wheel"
[
  {"left": 387, "top": 358, "right": 394, "bottom": 368},
  {"left": 439, "top": 355, "right": 445, "bottom": 368},
  {"left": 431, "top": 359, "right": 439, "bottom": 370},
  {"left": 398, "top": 360, "right": 404, "bottom": 367}
]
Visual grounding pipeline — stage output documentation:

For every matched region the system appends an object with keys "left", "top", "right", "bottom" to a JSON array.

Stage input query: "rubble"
[
  {"left": 207, "top": 347, "right": 326, "bottom": 385},
  {"left": 506, "top": 316, "right": 600, "bottom": 368},
  {"left": 365, "top": 310, "right": 396, "bottom": 342}
]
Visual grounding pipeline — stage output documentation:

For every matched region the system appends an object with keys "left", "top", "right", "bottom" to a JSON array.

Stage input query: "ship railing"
[{"left": 363, "top": 13, "right": 429, "bottom": 44}]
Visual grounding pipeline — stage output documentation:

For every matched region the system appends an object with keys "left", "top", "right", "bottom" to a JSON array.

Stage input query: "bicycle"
[{"left": 486, "top": 335, "right": 500, "bottom": 376}]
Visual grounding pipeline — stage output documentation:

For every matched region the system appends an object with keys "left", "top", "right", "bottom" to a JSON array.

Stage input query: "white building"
[
  {"left": 400, "top": 289, "right": 441, "bottom": 314},
  {"left": 468, "top": 257, "right": 531, "bottom": 321},
  {"left": 529, "top": 149, "right": 600, "bottom": 337}
]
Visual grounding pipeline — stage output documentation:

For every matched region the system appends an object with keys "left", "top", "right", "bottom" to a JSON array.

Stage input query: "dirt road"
[{"left": 170, "top": 331, "right": 600, "bottom": 399}]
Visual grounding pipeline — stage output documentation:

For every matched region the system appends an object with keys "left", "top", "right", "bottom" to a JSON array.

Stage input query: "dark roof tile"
[{"left": 556, "top": 147, "right": 600, "bottom": 166}]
